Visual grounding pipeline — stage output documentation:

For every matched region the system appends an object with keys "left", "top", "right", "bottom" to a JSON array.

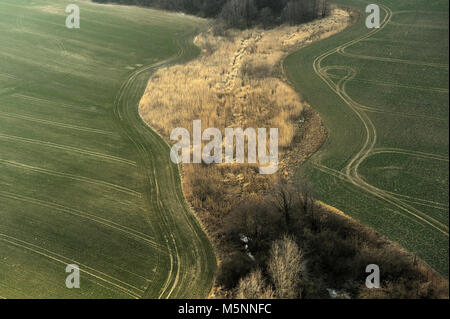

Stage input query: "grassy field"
[
  {"left": 284, "top": 0, "right": 449, "bottom": 276},
  {"left": 0, "top": 0, "right": 216, "bottom": 298}
]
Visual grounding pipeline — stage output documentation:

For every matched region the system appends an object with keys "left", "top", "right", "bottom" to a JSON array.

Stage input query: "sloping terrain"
[
  {"left": 138, "top": 8, "right": 350, "bottom": 264},
  {"left": 0, "top": 0, "right": 215, "bottom": 298},
  {"left": 284, "top": 0, "right": 448, "bottom": 276}
]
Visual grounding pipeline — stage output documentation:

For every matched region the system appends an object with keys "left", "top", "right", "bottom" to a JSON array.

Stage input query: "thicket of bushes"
[
  {"left": 92, "top": 0, "right": 330, "bottom": 28},
  {"left": 215, "top": 182, "right": 448, "bottom": 299}
]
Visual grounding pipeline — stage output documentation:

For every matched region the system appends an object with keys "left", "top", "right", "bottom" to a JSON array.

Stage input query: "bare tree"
[
  {"left": 235, "top": 269, "right": 275, "bottom": 298},
  {"left": 283, "top": 0, "right": 322, "bottom": 25},
  {"left": 294, "top": 181, "right": 315, "bottom": 216},
  {"left": 272, "top": 183, "right": 294, "bottom": 228},
  {"left": 292, "top": 181, "right": 320, "bottom": 232},
  {"left": 220, "top": 0, "right": 258, "bottom": 29},
  {"left": 268, "top": 235, "right": 303, "bottom": 298},
  {"left": 320, "top": 0, "right": 330, "bottom": 18}
]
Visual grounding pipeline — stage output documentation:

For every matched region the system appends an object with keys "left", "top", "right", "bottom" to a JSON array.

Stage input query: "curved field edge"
[
  {"left": 0, "top": 0, "right": 215, "bottom": 298},
  {"left": 283, "top": 0, "right": 448, "bottom": 276},
  {"left": 111, "top": 21, "right": 217, "bottom": 299}
]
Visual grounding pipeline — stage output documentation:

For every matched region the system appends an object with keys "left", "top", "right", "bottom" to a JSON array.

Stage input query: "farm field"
[
  {"left": 0, "top": 0, "right": 216, "bottom": 298},
  {"left": 284, "top": 0, "right": 449, "bottom": 275}
]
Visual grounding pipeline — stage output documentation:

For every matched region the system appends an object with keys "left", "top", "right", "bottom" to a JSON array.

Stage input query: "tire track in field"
[
  {"left": 15, "top": 13, "right": 24, "bottom": 32},
  {"left": 366, "top": 148, "right": 449, "bottom": 211},
  {"left": 382, "top": 190, "right": 448, "bottom": 208},
  {"left": 0, "top": 73, "right": 18, "bottom": 80},
  {"left": 111, "top": 37, "right": 215, "bottom": 298},
  {"left": 0, "top": 133, "right": 136, "bottom": 166},
  {"left": 323, "top": 67, "right": 448, "bottom": 121},
  {"left": 370, "top": 148, "right": 449, "bottom": 162},
  {"left": 335, "top": 8, "right": 448, "bottom": 69},
  {"left": 0, "top": 233, "right": 143, "bottom": 298},
  {"left": 355, "top": 106, "right": 447, "bottom": 122},
  {"left": 12, "top": 94, "right": 103, "bottom": 115},
  {"left": 311, "top": 162, "right": 441, "bottom": 228},
  {"left": 0, "top": 4, "right": 214, "bottom": 299},
  {"left": 0, "top": 111, "right": 118, "bottom": 137},
  {"left": 391, "top": 10, "right": 448, "bottom": 30},
  {"left": 312, "top": 4, "right": 449, "bottom": 235},
  {"left": 338, "top": 48, "right": 449, "bottom": 68},
  {"left": 337, "top": 73, "right": 449, "bottom": 121},
  {"left": 0, "top": 158, "right": 142, "bottom": 198},
  {"left": 312, "top": 161, "right": 448, "bottom": 210},
  {"left": 114, "top": 64, "right": 185, "bottom": 299},
  {"left": 348, "top": 78, "right": 448, "bottom": 93},
  {"left": 0, "top": 190, "right": 165, "bottom": 252},
  {"left": 112, "top": 57, "right": 182, "bottom": 299},
  {"left": 312, "top": 162, "right": 448, "bottom": 212},
  {"left": 337, "top": 7, "right": 448, "bottom": 233},
  {"left": 395, "top": 199, "right": 448, "bottom": 211},
  {"left": 388, "top": 21, "right": 449, "bottom": 30}
]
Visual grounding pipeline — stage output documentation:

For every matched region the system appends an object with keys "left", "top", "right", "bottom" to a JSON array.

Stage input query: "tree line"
[{"left": 92, "top": 0, "right": 330, "bottom": 28}]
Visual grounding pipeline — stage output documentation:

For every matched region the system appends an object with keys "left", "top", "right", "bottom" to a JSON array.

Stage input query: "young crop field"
[
  {"left": 0, "top": 0, "right": 216, "bottom": 298},
  {"left": 284, "top": 0, "right": 449, "bottom": 276}
]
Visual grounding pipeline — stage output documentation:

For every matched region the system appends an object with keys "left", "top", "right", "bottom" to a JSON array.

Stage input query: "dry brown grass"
[
  {"left": 139, "top": 8, "right": 350, "bottom": 269},
  {"left": 139, "top": 8, "right": 350, "bottom": 146},
  {"left": 140, "top": 34, "right": 303, "bottom": 148},
  {"left": 139, "top": 8, "right": 449, "bottom": 298}
]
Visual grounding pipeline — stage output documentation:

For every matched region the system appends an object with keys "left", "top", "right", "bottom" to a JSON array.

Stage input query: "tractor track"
[
  {"left": 312, "top": 3, "right": 449, "bottom": 236},
  {"left": 111, "top": 37, "right": 215, "bottom": 298}
]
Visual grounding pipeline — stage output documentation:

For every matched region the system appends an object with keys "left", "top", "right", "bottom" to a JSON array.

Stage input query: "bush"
[
  {"left": 235, "top": 269, "right": 275, "bottom": 298},
  {"left": 268, "top": 235, "right": 303, "bottom": 298},
  {"left": 216, "top": 252, "right": 254, "bottom": 289}
]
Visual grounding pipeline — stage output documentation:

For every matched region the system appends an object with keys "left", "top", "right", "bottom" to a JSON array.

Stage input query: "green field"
[
  {"left": 0, "top": 0, "right": 216, "bottom": 298},
  {"left": 284, "top": 0, "right": 449, "bottom": 276}
]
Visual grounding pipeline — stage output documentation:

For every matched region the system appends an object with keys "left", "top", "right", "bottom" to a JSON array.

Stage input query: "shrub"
[
  {"left": 235, "top": 269, "right": 275, "bottom": 298},
  {"left": 268, "top": 235, "right": 303, "bottom": 298},
  {"left": 216, "top": 252, "right": 254, "bottom": 289}
]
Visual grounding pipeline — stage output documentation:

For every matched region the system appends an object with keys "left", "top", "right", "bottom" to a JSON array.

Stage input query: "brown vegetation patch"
[
  {"left": 139, "top": 8, "right": 349, "bottom": 263},
  {"left": 139, "top": 7, "right": 447, "bottom": 298},
  {"left": 214, "top": 183, "right": 449, "bottom": 299}
]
